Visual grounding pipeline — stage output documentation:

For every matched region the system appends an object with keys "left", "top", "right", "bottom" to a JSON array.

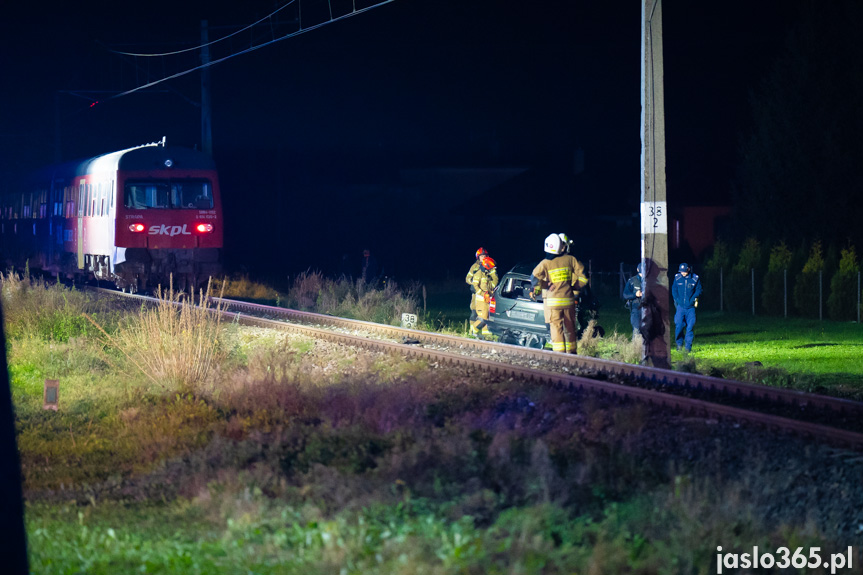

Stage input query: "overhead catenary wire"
[
  {"left": 108, "top": 0, "right": 299, "bottom": 58},
  {"left": 110, "top": 0, "right": 396, "bottom": 100}
]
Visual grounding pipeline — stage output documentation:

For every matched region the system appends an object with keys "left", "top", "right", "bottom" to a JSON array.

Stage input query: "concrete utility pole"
[
  {"left": 640, "top": 0, "right": 671, "bottom": 367},
  {"left": 201, "top": 20, "right": 213, "bottom": 156}
]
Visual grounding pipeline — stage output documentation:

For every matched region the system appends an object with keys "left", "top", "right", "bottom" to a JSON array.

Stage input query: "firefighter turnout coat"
[
  {"left": 531, "top": 254, "right": 588, "bottom": 353},
  {"left": 465, "top": 261, "right": 482, "bottom": 313},
  {"left": 470, "top": 267, "right": 498, "bottom": 336}
]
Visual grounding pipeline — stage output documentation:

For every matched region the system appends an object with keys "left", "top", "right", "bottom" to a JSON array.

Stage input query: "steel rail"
[
  {"left": 93, "top": 289, "right": 863, "bottom": 449},
  {"left": 211, "top": 296, "right": 863, "bottom": 419}
]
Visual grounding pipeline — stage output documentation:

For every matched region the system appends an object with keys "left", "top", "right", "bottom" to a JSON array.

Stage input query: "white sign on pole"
[
  {"left": 401, "top": 313, "right": 418, "bottom": 329},
  {"left": 640, "top": 201, "right": 667, "bottom": 234}
]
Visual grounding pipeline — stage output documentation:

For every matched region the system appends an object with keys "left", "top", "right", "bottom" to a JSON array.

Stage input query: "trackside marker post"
[{"left": 43, "top": 379, "right": 59, "bottom": 411}]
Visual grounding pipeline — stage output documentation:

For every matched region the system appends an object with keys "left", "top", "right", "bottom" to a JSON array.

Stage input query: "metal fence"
[{"left": 587, "top": 263, "right": 863, "bottom": 323}]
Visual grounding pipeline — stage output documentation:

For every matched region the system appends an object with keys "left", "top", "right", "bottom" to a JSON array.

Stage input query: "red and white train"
[{"left": 1, "top": 138, "right": 222, "bottom": 291}]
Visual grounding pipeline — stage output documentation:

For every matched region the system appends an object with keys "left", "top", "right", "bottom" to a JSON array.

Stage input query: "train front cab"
[{"left": 112, "top": 161, "right": 223, "bottom": 292}]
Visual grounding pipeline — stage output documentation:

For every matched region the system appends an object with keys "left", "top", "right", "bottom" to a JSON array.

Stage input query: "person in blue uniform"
[
  {"left": 671, "top": 262, "right": 703, "bottom": 352},
  {"left": 623, "top": 262, "right": 644, "bottom": 337}
]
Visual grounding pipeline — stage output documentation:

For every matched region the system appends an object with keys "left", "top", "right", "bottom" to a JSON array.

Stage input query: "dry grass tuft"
[
  {"left": 287, "top": 269, "right": 325, "bottom": 310},
  {"left": 286, "top": 271, "right": 420, "bottom": 325},
  {"left": 218, "top": 275, "right": 280, "bottom": 301},
  {"left": 597, "top": 330, "right": 643, "bottom": 364},
  {"left": 577, "top": 319, "right": 603, "bottom": 356},
  {"left": 87, "top": 277, "right": 227, "bottom": 394}
]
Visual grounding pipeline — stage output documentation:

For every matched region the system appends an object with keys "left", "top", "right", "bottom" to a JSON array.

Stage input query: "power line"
[
  {"left": 108, "top": 0, "right": 299, "bottom": 58},
  {"left": 110, "top": 0, "right": 397, "bottom": 100}
]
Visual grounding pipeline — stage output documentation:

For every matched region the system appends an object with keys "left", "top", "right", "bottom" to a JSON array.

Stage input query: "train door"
[{"left": 77, "top": 181, "right": 84, "bottom": 269}]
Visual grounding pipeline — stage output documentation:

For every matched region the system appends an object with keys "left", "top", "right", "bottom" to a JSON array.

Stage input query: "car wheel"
[{"left": 499, "top": 331, "right": 519, "bottom": 345}]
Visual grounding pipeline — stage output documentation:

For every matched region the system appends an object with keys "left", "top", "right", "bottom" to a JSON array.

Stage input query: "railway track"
[{"left": 94, "top": 288, "right": 863, "bottom": 450}]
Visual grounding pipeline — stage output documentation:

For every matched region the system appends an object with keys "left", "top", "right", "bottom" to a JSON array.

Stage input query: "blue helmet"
[
  {"left": 678, "top": 263, "right": 691, "bottom": 273},
  {"left": 636, "top": 262, "right": 645, "bottom": 274}
]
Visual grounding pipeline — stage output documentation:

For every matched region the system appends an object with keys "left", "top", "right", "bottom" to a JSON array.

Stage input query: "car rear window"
[{"left": 500, "top": 276, "right": 536, "bottom": 300}]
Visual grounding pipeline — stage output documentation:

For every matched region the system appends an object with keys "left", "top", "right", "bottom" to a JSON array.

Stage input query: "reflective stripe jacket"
[
  {"left": 465, "top": 262, "right": 481, "bottom": 289},
  {"left": 671, "top": 272, "right": 702, "bottom": 309},
  {"left": 471, "top": 267, "right": 498, "bottom": 295},
  {"left": 531, "top": 254, "right": 588, "bottom": 309}
]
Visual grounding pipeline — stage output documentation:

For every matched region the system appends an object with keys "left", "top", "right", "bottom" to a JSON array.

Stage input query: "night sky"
[{"left": 0, "top": 1, "right": 795, "bottom": 281}]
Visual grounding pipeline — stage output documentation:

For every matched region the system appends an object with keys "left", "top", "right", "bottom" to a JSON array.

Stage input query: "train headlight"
[
  {"left": 129, "top": 223, "right": 145, "bottom": 232},
  {"left": 195, "top": 223, "right": 213, "bottom": 233},
  {"left": 164, "top": 159, "right": 173, "bottom": 168}
]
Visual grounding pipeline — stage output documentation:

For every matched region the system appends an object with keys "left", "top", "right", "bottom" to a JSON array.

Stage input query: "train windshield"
[{"left": 125, "top": 180, "right": 213, "bottom": 210}]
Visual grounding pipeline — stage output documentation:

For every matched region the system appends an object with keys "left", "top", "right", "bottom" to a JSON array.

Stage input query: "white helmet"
[
  {"left": 558, "top": 233, "right": 572, "bottom": 253},
  {"left": 544, "top": 233, "right": 563, "bottom": 255}
]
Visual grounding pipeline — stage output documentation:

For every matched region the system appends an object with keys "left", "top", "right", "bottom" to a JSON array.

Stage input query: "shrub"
[
  {"left": 700, "top": 239, "right": 732, "bottom": 311},
  {"left": 761, "top": 241, "right": 793, "bottom": 316},
  {"left": 827, "top": 245, "right": 860, "bottom": 321},
  {"left": 725, "top": 237, "right": 761, "bottom": 313},
  {"left": 793, "top": 241, "right": 824, "bottom": 317}
]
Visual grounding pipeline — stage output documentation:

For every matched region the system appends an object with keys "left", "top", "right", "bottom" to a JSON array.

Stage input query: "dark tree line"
[{"left": 731, "top": 1, "right": 863, "bottom": 247}]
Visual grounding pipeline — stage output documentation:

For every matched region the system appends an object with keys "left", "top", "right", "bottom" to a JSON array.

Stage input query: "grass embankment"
[{"left": 3, "top": 273, "right": 861, "bottom": 573}]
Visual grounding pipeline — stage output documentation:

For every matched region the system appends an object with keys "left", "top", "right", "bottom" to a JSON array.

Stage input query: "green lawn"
[
  {"left": 426, "top": 287, "right": 863, "bottom": 398},
  {"left": 682, "top": 311, "right": 863, "bottom": 397}
]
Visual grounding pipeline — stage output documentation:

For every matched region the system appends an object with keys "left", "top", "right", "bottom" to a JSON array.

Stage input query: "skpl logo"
[{"left": 148, "top": 224, "right": 192, "bottom": 236}]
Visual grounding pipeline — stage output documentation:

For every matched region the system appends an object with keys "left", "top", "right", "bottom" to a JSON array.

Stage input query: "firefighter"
[
  {"left": 623, "top": 262, "right": 645, "bottom": 337},
  {"left": 470, "top": 256, "right": 498, "bottom": 339},
  {"left": 672, "top": 262, "right": 703, "bottom": 352},
  {"left": 530, "top": 233, "right": 588, "bottom": 353},
  {"left": 540, "top": 233, "right": 574, "bottom": 333},
  {"left": 466, "top": 247, "right": 488, "bottom": 336}
]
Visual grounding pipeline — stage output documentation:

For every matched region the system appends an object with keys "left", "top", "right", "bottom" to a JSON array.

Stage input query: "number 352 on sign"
[{"left": 640, "top": 201, "right": 667, "bottom": 234}]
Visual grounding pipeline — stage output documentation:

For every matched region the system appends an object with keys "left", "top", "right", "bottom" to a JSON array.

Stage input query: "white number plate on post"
[
  {"left": 401, "top": 313, "right": 418, "bottom": 329},
  {"left": 640, "top": 201, "right": 667, "bottom": 234}
]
